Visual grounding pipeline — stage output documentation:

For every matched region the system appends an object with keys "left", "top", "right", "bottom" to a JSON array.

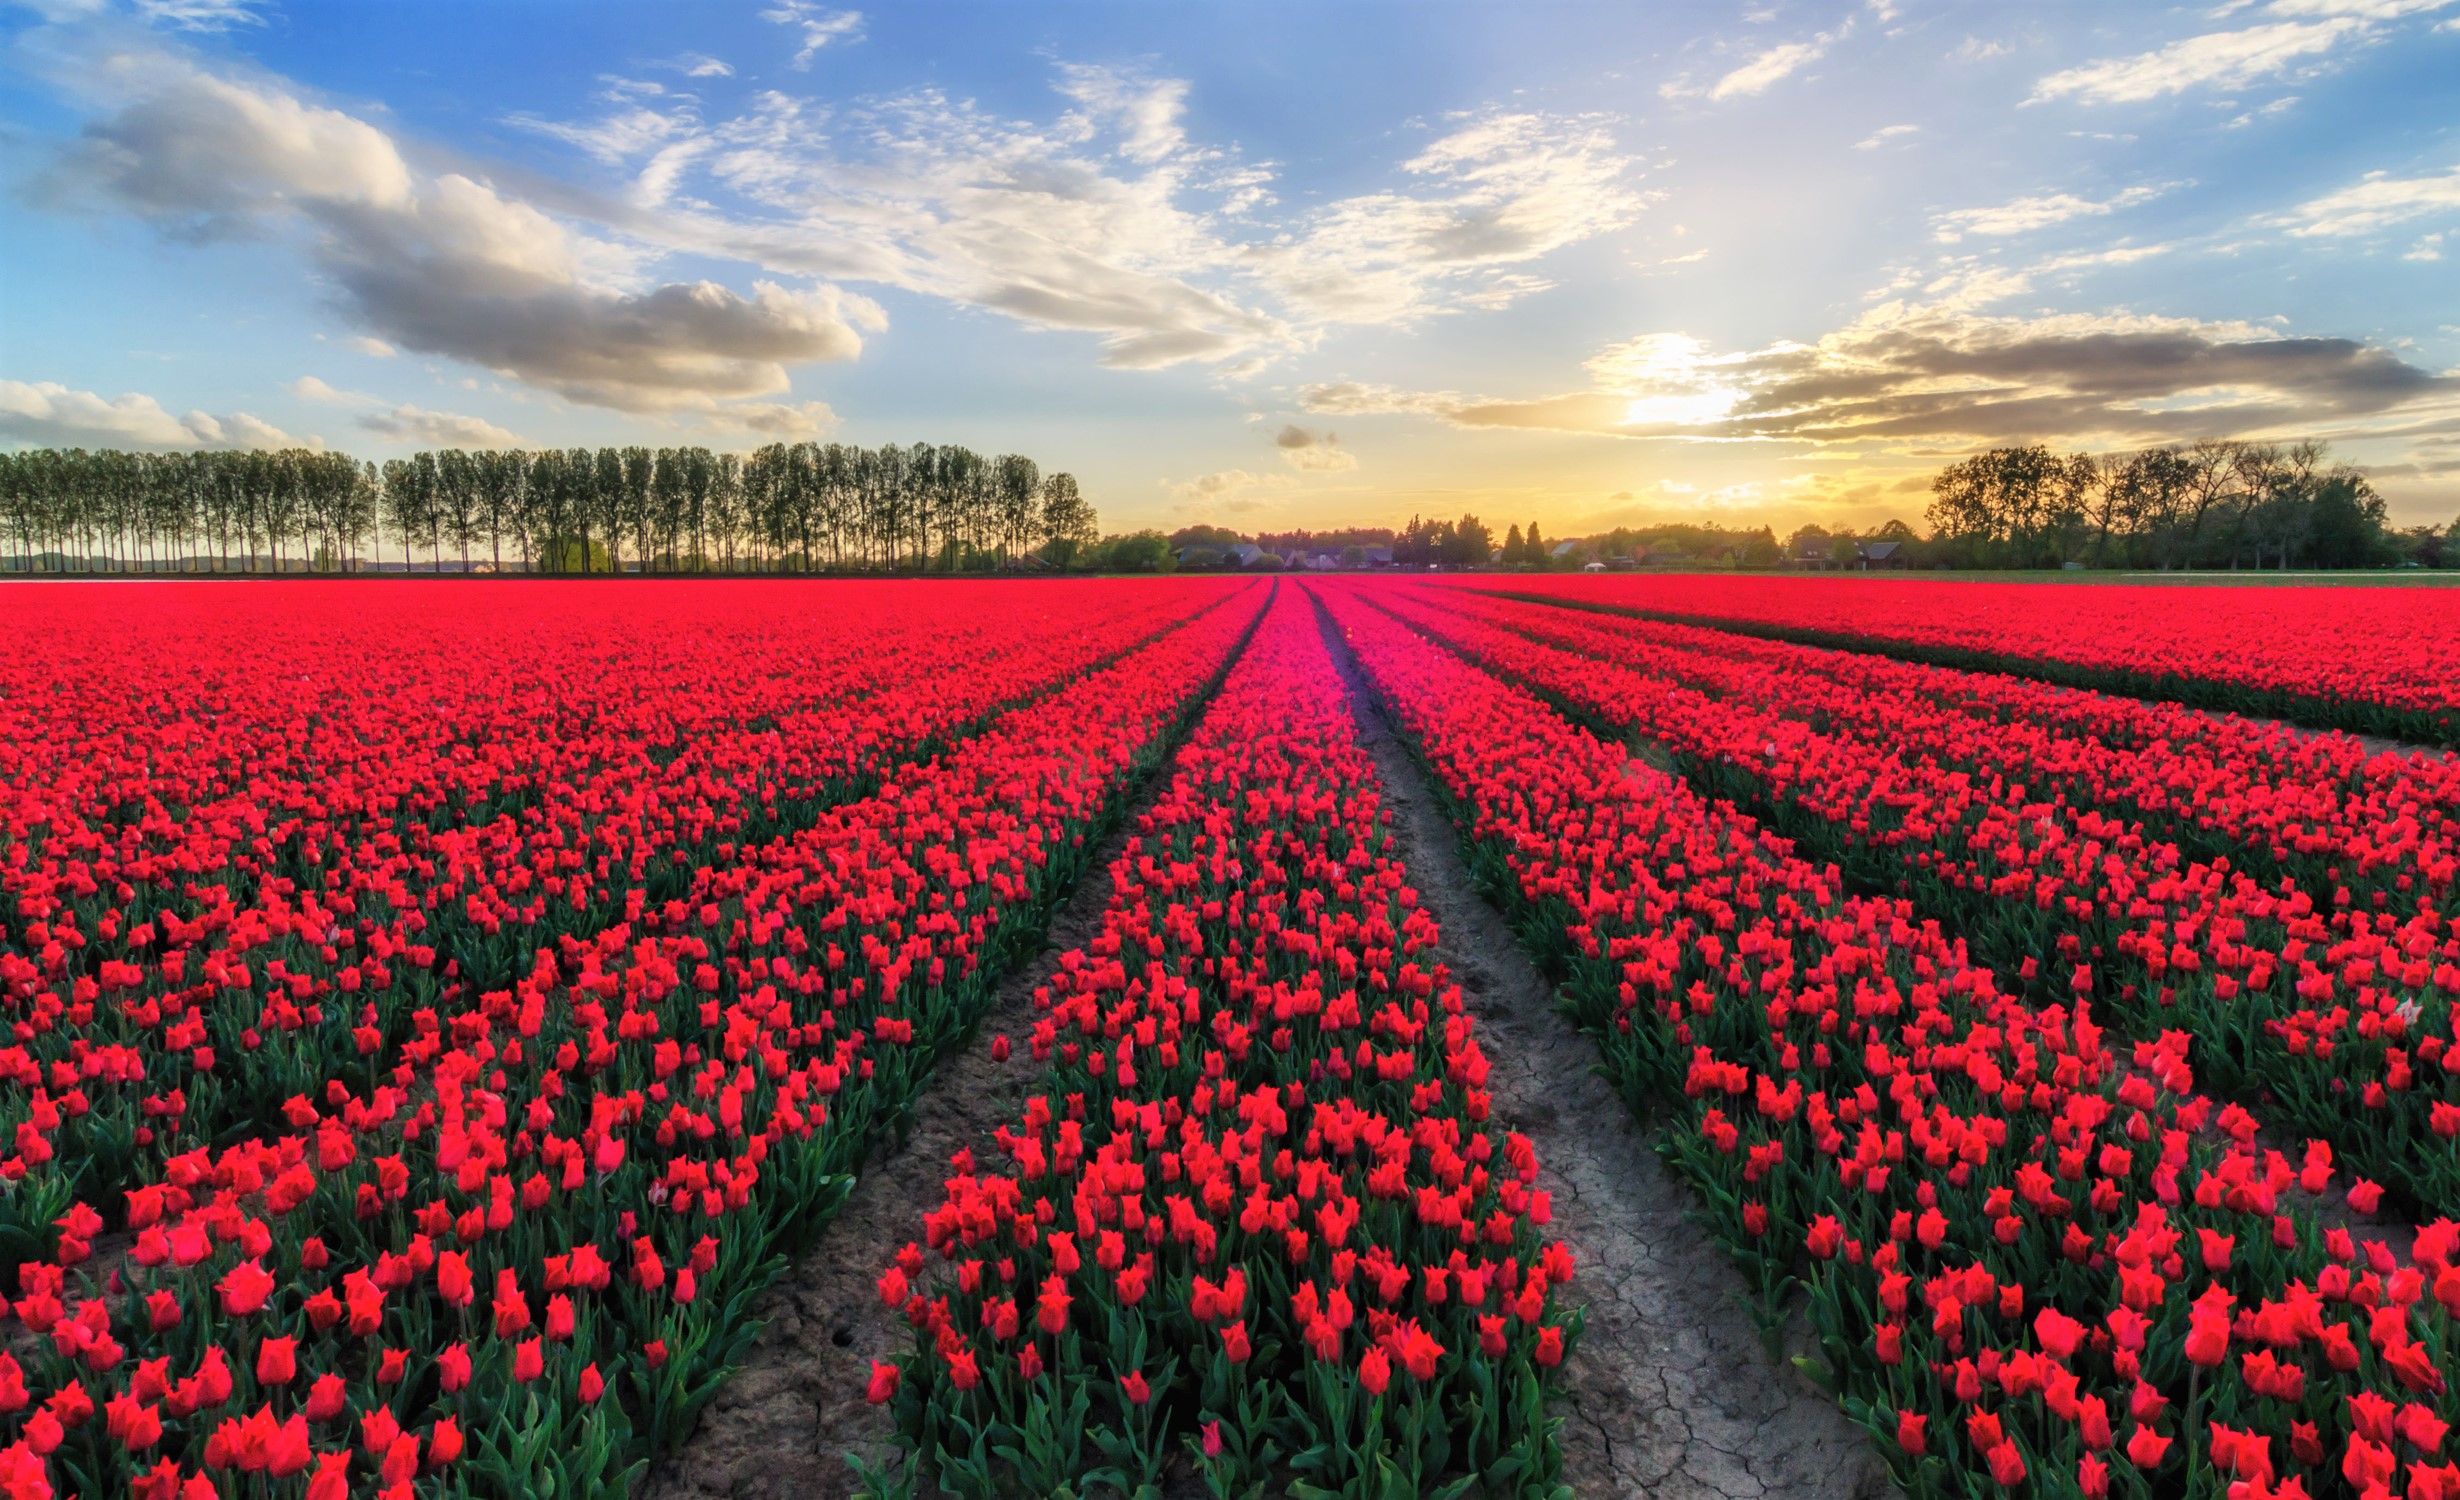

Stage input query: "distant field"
[{"left": 1621, "top": 566, "right": 2460, "bottom": 586}]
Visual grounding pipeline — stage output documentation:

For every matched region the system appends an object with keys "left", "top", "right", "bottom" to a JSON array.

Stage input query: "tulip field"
[{"left": 1, "top": 577, "right": 2456, "bottom": 1500}]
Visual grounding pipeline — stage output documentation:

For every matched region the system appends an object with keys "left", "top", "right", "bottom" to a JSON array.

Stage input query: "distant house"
[
  {"left": 1231, "top": 543, "right": 1266, "bottom": 567},
  {"left": 1362, "top": 545, "right": 1394, "bottom": 568},
  {"left": 1794, "top": 540, "right": 1861, "bottom": 569},
  {"left": 1549, "top": 540, "right": 1580, "bottom": 561},
  {"left": 1862, "top": 540, "right": 1908, "bottom": 569}
]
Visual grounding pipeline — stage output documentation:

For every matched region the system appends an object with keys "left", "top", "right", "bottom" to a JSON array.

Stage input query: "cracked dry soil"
[
  {"left": 637, "top": 755, "right": 1190, "bottom": 1500},
  {"left": 644, "top": 603, "right": 1894, "bottom": 1500},
  {"left": 1312, "top": 599, "right": 1890, "bottom": 1500}
]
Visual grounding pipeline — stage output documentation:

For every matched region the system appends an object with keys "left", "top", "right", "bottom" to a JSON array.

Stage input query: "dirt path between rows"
[
  {"left": 1310, "top": 599, "right": 1891, "bottom": 1500},
  {"left": 639, "top": 727, "right": 1225, "bottom": 1500}
]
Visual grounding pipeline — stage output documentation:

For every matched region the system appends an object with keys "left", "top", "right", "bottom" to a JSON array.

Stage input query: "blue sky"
[{"left": 4, "top": 0, "right": 2457, "bottom": 536}]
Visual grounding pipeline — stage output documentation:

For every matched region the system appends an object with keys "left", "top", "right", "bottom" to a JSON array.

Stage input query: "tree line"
[
  {"left": 1914, "top": 439, "right": 2451, "bottom": 571},
  {"left": 0, "top": 443, "right": 1100, "bottom": 574}
]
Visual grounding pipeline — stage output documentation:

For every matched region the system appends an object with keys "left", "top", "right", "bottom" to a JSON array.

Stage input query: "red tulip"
[
  {"left": 217, "top": 1260, "right": 275, "bottom": 1318},
  {"left": 1895, "top": 1411, "right": 1926, "bottom": 1456},
  {"left": 255, "top": 1338, "right": 296, "bottom": 1386}
]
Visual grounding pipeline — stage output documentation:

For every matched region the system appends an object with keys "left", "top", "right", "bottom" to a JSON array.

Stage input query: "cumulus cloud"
[
  {"left": 1931, "top": 183, "right": 2173, "bottom": 242},
  {"left": 55, "top": 54, "right": 879, "bottom": 412},
  {"left": 2277, "top": 164, "right": 2460, "bottom": 236},
  {"left": 1856, "top": 124, "right": 1919, "bottom": 150},
  {"left": 0, "top": 379, "right": 305, "bottom": 449},
  {"left": 354, "top": 403, "right": 523, "bottom": 447},
  {"left": 284, "top": 375, "right": 352, "bottom": 404},
  {"left": 1273, "top": 424, "right": 1357, "bottom": 472},
  {"left": 1301, "top": 300, "right": 2455, "bottom": 450},
  {"left": 760, "top": 3, "right": 863, "bottom": 68}
]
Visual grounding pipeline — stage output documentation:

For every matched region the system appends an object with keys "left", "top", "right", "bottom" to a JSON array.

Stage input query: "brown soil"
[
  {"left": 645, "top": 598, "right": 1895, "bottom": 1500},
  {"left": 1310, "top": 596, "right": 1891, "bottom": 1500},
  {"left": 636, "top": 750, "right": 1202, "bottom": 1499}
]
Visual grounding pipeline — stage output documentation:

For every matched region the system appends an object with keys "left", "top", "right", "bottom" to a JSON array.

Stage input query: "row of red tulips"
[
  {"left": 1367, "top": 584, "right": 2460, "bottom": 1225},
  {"left": 1495, "top": 575, "right": 2460, "bottom": 746},
  {"left": 0, "top": 582, "right": 1234, "bottom": 1270},
  {"left": 0, "top": 582, "right": 1262, "bottom": 1498},
  {"left": 871, "top": 591, "right": 1579, "bottom": 1500},
  {"left": 1318, "top": 579, "right": 2459, "bottom": 1500},
  {"left": 1454, "top": 585, "right": 2460, "bottom": 909}
]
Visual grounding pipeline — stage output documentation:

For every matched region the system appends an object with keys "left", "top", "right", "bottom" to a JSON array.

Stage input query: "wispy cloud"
[
  {"left": 2029, "top": 0, "right": 2456, "bottom": 104},
  {"left": 661, "top": 53, "right": 734, "bottom": 79},
  {"left": 1707, "top": 39, "right": 1826, "bottom": 100},
  {"left": 133, "top": 0, "right": 265, "bottom": 32},
  {"left": 1855, "top": 123, "right": 1919, "bottom": 150},
  {"left": 1932, "top": 183, "right": 2176, "bottom": 242},
  {"left": 758, "top": 3, "right": 863, "bottom": 69},
  {"left": 2277, "top": 164, "right": 2460, "bottom": 236}
]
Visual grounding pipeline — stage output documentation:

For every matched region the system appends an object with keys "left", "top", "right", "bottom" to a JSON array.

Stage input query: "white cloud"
[
  {"left": 696, "top": 399, "right": 839, "bottom": 439},
  {"left": 1251, "top": 110, "right": 1649, "bottom": 325},
  {"left": 1950, "top": 37, "right": 2013, "bottom": 62},
  {"left": 1855, "top": 124, "right": 1919, "bottom": 150},
  {"left": 55, "top": 53, "right": 879, "bottom": 412},
  {"left": 2264, "top": 0, "right": 2454, "bottom": 15},
  {"left": 285, "top": 375, "right": 353, "bottom": 404},
  {"left": 1273, "top": 424, "right": 1357, "bottom": 472},
  {"left": 0, "top": 379, "right": 305, "bottom": 449},
  {"left": 572, "top": 80, "right": 1644, "bottom": 363},
  {"left": 664, "top": 53, "right": 734, "bottom": 79},
  {"left": 759, "top": 3, "right": 863, "bottom": 68},
  {"left": 2031, "top": 17, "right": 2374, "bottom": 103},
  {"left": 337, "top": 335, "right": 396, "bottom": 357},
  {"left": 1683, "top": 39, "right": 1827, "bottom": 100},
  {"left": 1931, "top": 183, "right": 2174, "bottom": 242},
  {"left": 44, "top": 39, "right": 1644, "bottom": 395},
  {"left": 354, "top": 403, "right": 522, "bottom": 447},
  {"left": 133, "top": 0, "right": 264, "bottom": 31},
  {"left": 2407, "top": 232, "right": 2447, "bottom": 261},
  {"left": 1056, "top": 62, "right": 1190, "bottom": 164},
  {"left": 2278, "top": 164, "right": 2460, "bottom": 236}
]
